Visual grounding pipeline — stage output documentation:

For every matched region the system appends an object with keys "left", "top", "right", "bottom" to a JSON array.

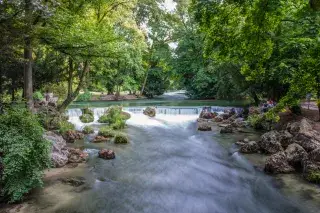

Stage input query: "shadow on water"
[{"left": 49, "top": 109, "right": 317, "bottom": 213}]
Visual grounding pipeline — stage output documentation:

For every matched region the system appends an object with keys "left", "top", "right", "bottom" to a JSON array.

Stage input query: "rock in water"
[
  {"left": 143, "top": 107, "right": 156, "bottom": 117},
  {"left": 98, "top": 149, "right": 115, "bottom": 160},
  {"left": 284, "top": 143, "right": 307, "bottom": 168},
  {"left": 63, "top": 130, "right": 84, "bottom": 143},
  {"left": 265, "top": 152, "right": 295, "bottom": 174},
  {"left": 239, "top": 141, "right": 260, "bottom": 153},
  {"left": 258, "top": 131, "right": 283, "bottom": 154},
  {"left": 44, "top": 131, "right": 69, "bottom": 168},
  {"left": 220, "top": 124, "right": 233, "bottom": 134},
  {"left": 67, "top": 148, "right": 88, "bottom": 163},
  {"left": 198, "top": 122, "right": 212, "bottom": 131},
  {"left": 199, "top": 111, "right": 217, "bottom": 119}
]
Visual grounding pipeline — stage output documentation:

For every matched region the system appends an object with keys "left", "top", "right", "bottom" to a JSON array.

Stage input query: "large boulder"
[
  {"left": 198, "top": 122, "right": 212, "bottom": 131},
  {"left": 239, "top": 141, "right": 260, "bottom": 154},
  {"left": 309, "top": 148, "right": 320, "bottom": 162},
  {"left": 293, "top": 134, "right": 320, "bottom": 152},
  {"left": 286, "top": 119, "right": 313, "bottom": 135},
  {"left": 258, "top": 131, "right": 283, "bottom": 154},
  {"left": 265, "top": 152, "right": 295, "bottom": 174},
  {"left": 278, "top": 130, "right": 293, "bottom": 148},
  {"left": 44, "top": 131, "right": 69, "bottom": 168},
  {"left": 62, "top": 130, "right": 84, "bottom": 143},
  {"left": 220, "top": 124, "right": 233, "bottom": 134},
  {"left": 143, "top": 107, "right": 156, "bottom": 117},
  {"left": 98, "top": 149, "right": 115, "bottom": 160},
  {"left": 67, "top": 148, "right": 88, "bottom": 163},
  {"left": 284, "top": 143, "right": 307, "bottom": 168}
]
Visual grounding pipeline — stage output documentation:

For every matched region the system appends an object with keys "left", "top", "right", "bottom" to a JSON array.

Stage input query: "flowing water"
[{"left": 39, "top": 106, "right": 318, "bottom": 213}]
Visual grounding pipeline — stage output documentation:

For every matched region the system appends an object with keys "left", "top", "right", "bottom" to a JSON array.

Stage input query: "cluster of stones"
[
  {"left": 44, "top": 131, "right": 88, "bottom": 168},
  {"left": 237, "top": 119, "right": 320, "bottom": 183},
  {"left": 197, "top": 108, "right": 247, "bottom": 132}
]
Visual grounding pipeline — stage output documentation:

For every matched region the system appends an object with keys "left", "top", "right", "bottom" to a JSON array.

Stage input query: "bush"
[
  {"left": 58, "top": 120, "right": 75, "bottom": 134},
  {"left": 306, "top": 171, "right": 320, "bottom": 184},
  {"left": 80, "top": 114, "right": 94, "bottom": 123},
  {"left": 98, "top": 127, "right": 116, "bottom": 137},
  {"left": 82, "top": 126, "right": 94, "bottom": 134},
  {"left": 0, "top": 109, "right": 51, "bottom": 202},
  {"left": 114, "top": 133, "right": 129, "bottom": 144},
  {"left": 77, "top": 91, "right": 92, "bottom": 102},
  {"left": 247, "top": 111, "right": 280, "bottom": 130},
  {"left": 97, "top": 106, "right": 127, "bottom": 130},
  {"left": 81, "top": 108, "right": 93, "bottom": 116},
  {"left": 33, "top": 91, "right": 44, "bottom": 101}
]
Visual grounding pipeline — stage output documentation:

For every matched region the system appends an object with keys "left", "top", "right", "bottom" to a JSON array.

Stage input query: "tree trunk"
[
  {"left": 58, "top": 61, "right": 90, "bottom": 112},
  {"left": 24, "top": 0, "right": 34, "bottom": 111},
  {"left": 140, "top": 69, "right": 149, "bottom": 96},
  {"left": 11, "top": 80, "right": 15, "bottom": 102},
  {"left": 68, "top": 57, "right": 73, "bottom": 98},
  {"left": 24, "top": 36, "right": 34, "bottom": 111}
]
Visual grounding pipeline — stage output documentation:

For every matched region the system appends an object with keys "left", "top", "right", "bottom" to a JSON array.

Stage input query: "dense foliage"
[{"left": 0, "top": 109, "right": 51, "bottom": 202}]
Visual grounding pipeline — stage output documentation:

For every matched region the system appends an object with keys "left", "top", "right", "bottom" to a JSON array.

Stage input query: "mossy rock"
[
  {"left": 80, "top": 114, "right": 94, "bottom": 123},
  {"left": 306, "top": 171, "right": 320, "bottom": 184},
  {"left": 82, "top": 126, "right": 94, "bottom": 134},
  {"left": 98, "top": 114, "right": 109, "bottom": 123},
  {"left": 98, "top": 127, "right": 116, "bottom": 137},
  {"left": 58, "top": 121, "right": 75, "bottom": 135},
  {"left": 114, "top": 133, "right": 129, "bottom": 144},
  {"left": 81, "top": 108, "right": 94, "bottom": 116},
  {"left": 121, "top": 111, "right": 131, "bottom": 120},
  {"left": 110, "top": 119, "right": 126, "bottom": 130}
]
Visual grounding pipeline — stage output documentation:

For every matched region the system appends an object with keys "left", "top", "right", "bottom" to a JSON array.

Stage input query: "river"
[
  {"left": 43, "top": 103, "right": 317, "bottom": 213},
  {"left": 9, "top": 94, "right": 320, "bottom": 213}
]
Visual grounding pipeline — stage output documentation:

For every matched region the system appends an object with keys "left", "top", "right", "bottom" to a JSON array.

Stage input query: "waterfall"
[{"left": 67, "top": 106, "right": 231, "bottom": 130}]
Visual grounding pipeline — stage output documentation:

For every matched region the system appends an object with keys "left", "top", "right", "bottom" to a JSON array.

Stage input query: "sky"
[{"left": 164, "top": 0, "right": 177, "bottom": 12}]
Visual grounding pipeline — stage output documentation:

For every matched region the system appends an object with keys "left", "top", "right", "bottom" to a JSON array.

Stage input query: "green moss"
[
  {"left": 82, "top": 126, "right": 94, "bottom": 134},
  {"left": 98, "top": 114, "right": 109, "bottom": 123},
  {"left": 307, "top": 171, "right": 320, "bottom": 184},
  {"left": 81, "top": 108, "right": 93, "bottom": 116},
  {"left": 114, "top": 133, "right": 129, "bottom": 144},
  {"left": 98, "top": 127, "right": 116, "bottom": 137},
  {"left": 97, "top": 105, "right": 127, "bottom": 130},
  {"left": 58, "top": 120, "right": 75, "bottom": 134},
  {"left": 80, "top": 114, "right": 94, "bottom": 123}
]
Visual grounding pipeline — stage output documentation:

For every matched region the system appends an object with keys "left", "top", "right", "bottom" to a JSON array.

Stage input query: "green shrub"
[
  {"left": 82, "top": 126, "right": 94, "bottom": 134},
  {"left": 80, "top": 114, "right": 94, "bottom": 123},
  {"left": 33, "top": 91, "right": 44, "bottom": 101},
  {"left": 97, "top": 106, "right": 127, "bottom": 130},
  {"left": 58, "top": 120, "right": 75, "bottom": 134},
  {"left": 81, "top": 108, "right": 93, "bottom": 116},
  {"left": 306, "top": 171, "right": 320, "bottom": 184},
  {"left": 98, "top": 127, "right": 116, "bottom": 137},
  {"left": 0, "top": 109, "right": 51, "bottom": 202},
  {"left": 247, "top": 114, "right": 264, "bottom": 129},
  {"left": 76, "top": 91, "right": 92, "bottom": 102},
  {"left": 110, "top": 118, "right": 126, "bottom": 130},
  {"left": 114, "top": 133, "right": 129, "bottom": 144},
  {"left": 98, "top": 114, "right": 109, "bottom": 123}
]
